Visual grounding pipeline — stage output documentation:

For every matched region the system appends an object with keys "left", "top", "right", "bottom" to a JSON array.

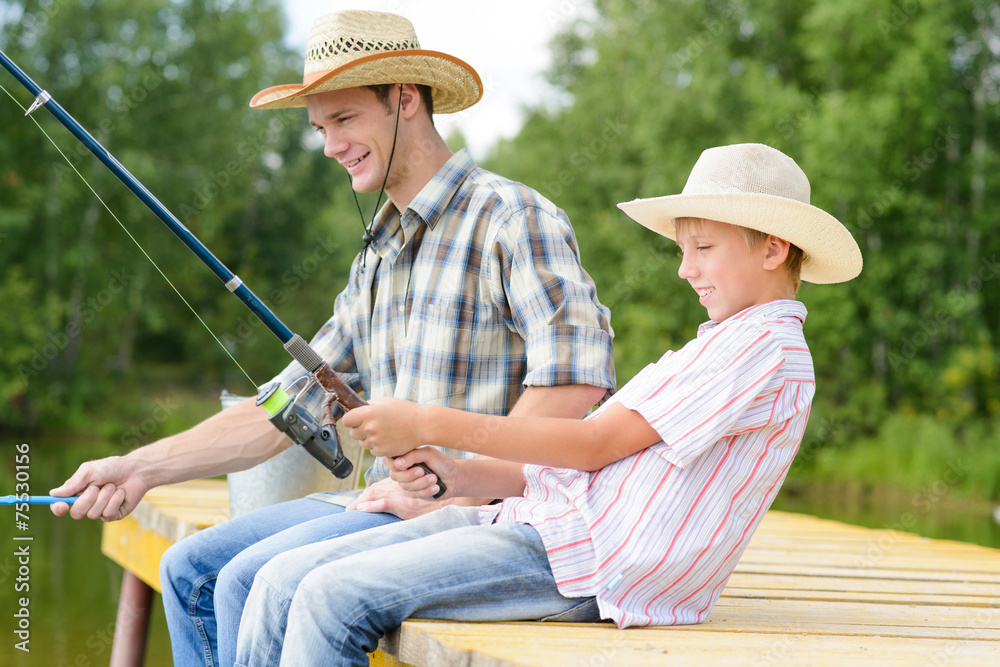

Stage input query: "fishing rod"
[
  {"left": 0, "top": 49, "right": 444, "bottom": 495},
  {"left": 1, "top": 495, "right": 79, "bottom": 505}
]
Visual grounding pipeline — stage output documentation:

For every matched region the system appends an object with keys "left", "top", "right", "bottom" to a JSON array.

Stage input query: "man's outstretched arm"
[{"left": 50, "top": 397, "right": 291, "bottom": 521}]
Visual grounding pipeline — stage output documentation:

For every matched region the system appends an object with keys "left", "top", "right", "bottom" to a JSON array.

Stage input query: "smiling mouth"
[
  {"left": 345, "top": 152, "right": 369, "bottom": 169},
  {"left": 695, "top": 287, "right": 715, "bottom": 298}
]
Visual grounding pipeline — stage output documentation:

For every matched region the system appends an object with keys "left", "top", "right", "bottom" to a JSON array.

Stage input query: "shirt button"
[{"left": 399, "top": 305, "right": 405, "bottom": 312}]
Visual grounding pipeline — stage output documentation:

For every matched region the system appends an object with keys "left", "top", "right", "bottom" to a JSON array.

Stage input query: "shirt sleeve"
[
  {"left": 487, "top": 202, "right": 615, "bottom": 396},
  {"left": 620, "top": 323, "right": 787, "bottom": 468}
]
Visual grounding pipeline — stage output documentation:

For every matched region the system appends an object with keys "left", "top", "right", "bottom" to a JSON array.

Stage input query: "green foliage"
[
  {"left": 484, "top": 0, "right": 1000, "bottom": 500},
  {"left": 797, "top": 412, "right": 1000, "bottom": 501},
  {"left": 0, "top": 0, "right": 363, "bottom": 427},
  {"left": 1, "top": 0, "right": 998, "bottom": 504}
]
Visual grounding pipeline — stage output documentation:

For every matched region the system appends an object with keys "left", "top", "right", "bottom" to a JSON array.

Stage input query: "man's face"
[
  {"left": 675, "top": 218, "right": 775, "bottom": 322},
  {"left": 307, "top": 86, "right": 399, "bottom": 194}
]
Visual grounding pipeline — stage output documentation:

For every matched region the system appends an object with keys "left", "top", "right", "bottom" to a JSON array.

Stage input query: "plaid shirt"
[{"left": 273, "top": 149, "right": 615, "bottom": 484}]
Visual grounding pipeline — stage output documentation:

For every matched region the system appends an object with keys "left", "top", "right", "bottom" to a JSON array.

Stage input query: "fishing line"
[
  {"left": 0, "top": 80, "right": 256, "bottom": 387},
  {"left": 0, "top": 58, "right": 442, "bottom": 494}
]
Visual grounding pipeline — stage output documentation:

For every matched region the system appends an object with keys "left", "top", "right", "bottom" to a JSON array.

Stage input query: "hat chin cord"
[{"left": 349, "top": 83, "right": 404, "bottom": 265}]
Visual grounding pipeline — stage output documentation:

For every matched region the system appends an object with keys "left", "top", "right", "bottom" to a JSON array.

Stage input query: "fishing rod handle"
[{"left": 284, "top": 334, "right": 366, "bottom": 411}]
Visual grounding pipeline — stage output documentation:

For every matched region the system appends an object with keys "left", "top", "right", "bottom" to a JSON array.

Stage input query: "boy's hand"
[
  {"left": 390, "top": 447, "right": 456, "bottom": 500},
  {"left": 343, "top": 398, "right": 427, "bottom": 458}
]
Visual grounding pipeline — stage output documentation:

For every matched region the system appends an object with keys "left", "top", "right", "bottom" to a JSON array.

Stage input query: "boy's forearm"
[
  {"left": 448, "top": 459, "right": 526, "bottom": 498},
  {"left": 417, "top": 383, "right": 607, "bottom": 467},
  {"left": 422, "top": 404, "right": 614, "bottom": 471}
]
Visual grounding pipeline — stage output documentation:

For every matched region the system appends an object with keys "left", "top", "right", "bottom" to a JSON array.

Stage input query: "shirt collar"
[
  {"left": 367, "top": 149, "right": 477, "bottom": 260},
  {"left": 407, "top": 148, "right": 477, "bottom": 230},
  {"left": 697, "top": 300, "right": 807, "bottom": 337}
]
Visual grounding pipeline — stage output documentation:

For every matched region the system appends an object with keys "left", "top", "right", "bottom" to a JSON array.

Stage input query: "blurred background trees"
[
  {"left": 1, "top": 0, "right": 998, "bottom": 500},
  {"left": 0, "top": 0, "right": 362, "bottom": 432},
  {"left": 488, "top": 0, "right": 1000, "bottom": 500}
]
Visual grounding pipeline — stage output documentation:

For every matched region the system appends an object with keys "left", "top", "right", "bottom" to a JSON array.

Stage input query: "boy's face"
[{"left": 676, "top": 218, "right": 786, "bottom": 322}]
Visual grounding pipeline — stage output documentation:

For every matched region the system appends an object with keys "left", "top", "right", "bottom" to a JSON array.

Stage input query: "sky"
[{"left": 281, "top": 1, "right": 595, "bottom": 159}]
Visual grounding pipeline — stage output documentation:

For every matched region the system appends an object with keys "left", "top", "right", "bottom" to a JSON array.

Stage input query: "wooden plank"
[
  {"left": 98, "top": 483, "right": 1000, "bottom": 666},
  {"left": 721, "top": 587, "right": 996, "bottom": 607},
  {"left": 376, "top": 509, "right": 1000, "bottom": 665},
  {"left": 128, "top": 480, "right": 230, "bottom": 544},
  {"left": 385, "top": 620, "right": 1000, "bottom": 667},
  {"left": 723, "top": 572, "right": 998, "bottom": 599},
  {"left": 707, "top": 598, "right": 1000, "bottom": 640},
  {"left": 736, "top": 552, "right": 1000, "bottom": 576},
  {"left": 733, "top": 562, "right": 1000, "bottom": 583},
  {"left": 102, "top": 513, "right": 174, "bottom": 591},
  {"left": 100, "top": 479, "right": 232, "bottom": 591},
  {"left": 747, "top": 535, "right": 996, "bottom": 560}
]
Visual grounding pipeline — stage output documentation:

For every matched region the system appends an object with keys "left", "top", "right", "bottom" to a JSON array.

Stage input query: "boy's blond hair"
[{"left": 675, "top": 217, "right": 805, "bottom": 292}]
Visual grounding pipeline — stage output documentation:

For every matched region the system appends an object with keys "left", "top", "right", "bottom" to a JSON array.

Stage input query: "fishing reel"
[{"left": 256, "top": 380, "right": 354, "bottom": 480}]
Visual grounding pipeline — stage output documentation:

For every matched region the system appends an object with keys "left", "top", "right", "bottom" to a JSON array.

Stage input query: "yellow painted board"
[
  {"left": 101, "top": 513, "right": 172, "bottom": 592},
  {"left": 368, "top": 649, "right": 410, "bottom": 666},
  {"left": 100, "top": 478, "right": 231, "bottom": 591}
]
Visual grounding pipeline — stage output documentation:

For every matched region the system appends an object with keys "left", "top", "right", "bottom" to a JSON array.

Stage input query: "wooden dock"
[{"left": 102, "top": 480, "right": 1000, "bottom": 666}]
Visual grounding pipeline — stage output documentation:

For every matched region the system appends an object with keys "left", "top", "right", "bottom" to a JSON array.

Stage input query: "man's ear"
[
  {"left": 398, "top": 83, "right": 423, "bottom": 120},
  {"left": 762, "top": 235, "right": 790, "bottom": 271}
]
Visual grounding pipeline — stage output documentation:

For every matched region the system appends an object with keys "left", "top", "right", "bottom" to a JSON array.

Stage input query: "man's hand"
[
  {"left": 49, "top": 456, "right": 152, "bottom": 521},
  {"left": 342, "top": 398, "right": 426, "bottom": 458},
  {"left": 346, "top": 477, "right": 445, "bottom": 519}
]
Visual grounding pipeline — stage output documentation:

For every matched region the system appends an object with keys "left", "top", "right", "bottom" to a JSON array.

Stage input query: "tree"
[
  {"left": 485, "top": 0, "right": 1000, "bottom": 453},
  {"left": 0, "top": 0, "right": 362, "bottom": 430}
]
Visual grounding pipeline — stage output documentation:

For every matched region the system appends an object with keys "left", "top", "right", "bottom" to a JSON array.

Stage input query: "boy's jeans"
[
  {"left": 159, "top": 498, "right": 400, "bottom": 667},
  {"left": 234, "top": 506, "right": 600, "bottom": 667}
]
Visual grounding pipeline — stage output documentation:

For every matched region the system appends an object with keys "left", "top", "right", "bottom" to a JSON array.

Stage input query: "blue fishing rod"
[
  {"left": 0, "top": 495, "right": 79, "bottom": 505},
  {"left": 0, "top": 49, "right": 377, "bottom": 486}
]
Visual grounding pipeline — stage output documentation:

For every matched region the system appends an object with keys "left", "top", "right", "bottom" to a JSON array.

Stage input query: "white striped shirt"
[{"left": 481, "top": 300, "right": 814, "bottom": 627}]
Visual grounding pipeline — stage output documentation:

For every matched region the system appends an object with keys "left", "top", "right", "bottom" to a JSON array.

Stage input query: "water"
[
  {"left": 0, "top": 443, "right": 171, "bottom": 667},
  {"left": 1, "top": 457, "right": 997, "bottom": 666},
  {"left": 1, "top": 510, "right": 173, "bottom": 667},
  {"left": 773, "top": 479, "right": 1000, "bottom": 550}
]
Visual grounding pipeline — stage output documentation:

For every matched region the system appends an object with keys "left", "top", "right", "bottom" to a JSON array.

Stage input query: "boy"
[{"left": 233, "top": 143, "right": 862, "bottom": 666}]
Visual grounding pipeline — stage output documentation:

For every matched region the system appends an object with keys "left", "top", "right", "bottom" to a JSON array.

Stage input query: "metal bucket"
[{"left": 222, "top": 390, "right": 363, "bottom": 518}]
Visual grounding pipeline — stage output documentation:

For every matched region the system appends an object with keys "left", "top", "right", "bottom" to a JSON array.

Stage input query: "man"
[{"left": 51, "top": 9, "right": 615, "bottom": 667}]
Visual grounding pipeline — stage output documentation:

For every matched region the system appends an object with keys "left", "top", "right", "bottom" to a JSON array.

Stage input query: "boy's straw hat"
[
  {"left": 250, "top": 10, "right": 482, "bottom": 113},
  {"left": 617, "top": 143, "right": 862, "bottom": 284}
]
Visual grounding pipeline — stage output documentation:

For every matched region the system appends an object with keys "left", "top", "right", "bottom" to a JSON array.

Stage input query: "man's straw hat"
[
  {"left": 250, "top": 10, "right": 482, "bottom": 113},
  {"left": 617, "top": 143, "right": 862, "bottom": 284}
]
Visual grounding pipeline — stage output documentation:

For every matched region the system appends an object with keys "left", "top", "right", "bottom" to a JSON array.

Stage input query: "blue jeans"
[
  {"left": 233, "top": 506, "right": 600, "bottom": 667},
  {"left": 159, "top": 498, "right": 400, "bottom": 667}
]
